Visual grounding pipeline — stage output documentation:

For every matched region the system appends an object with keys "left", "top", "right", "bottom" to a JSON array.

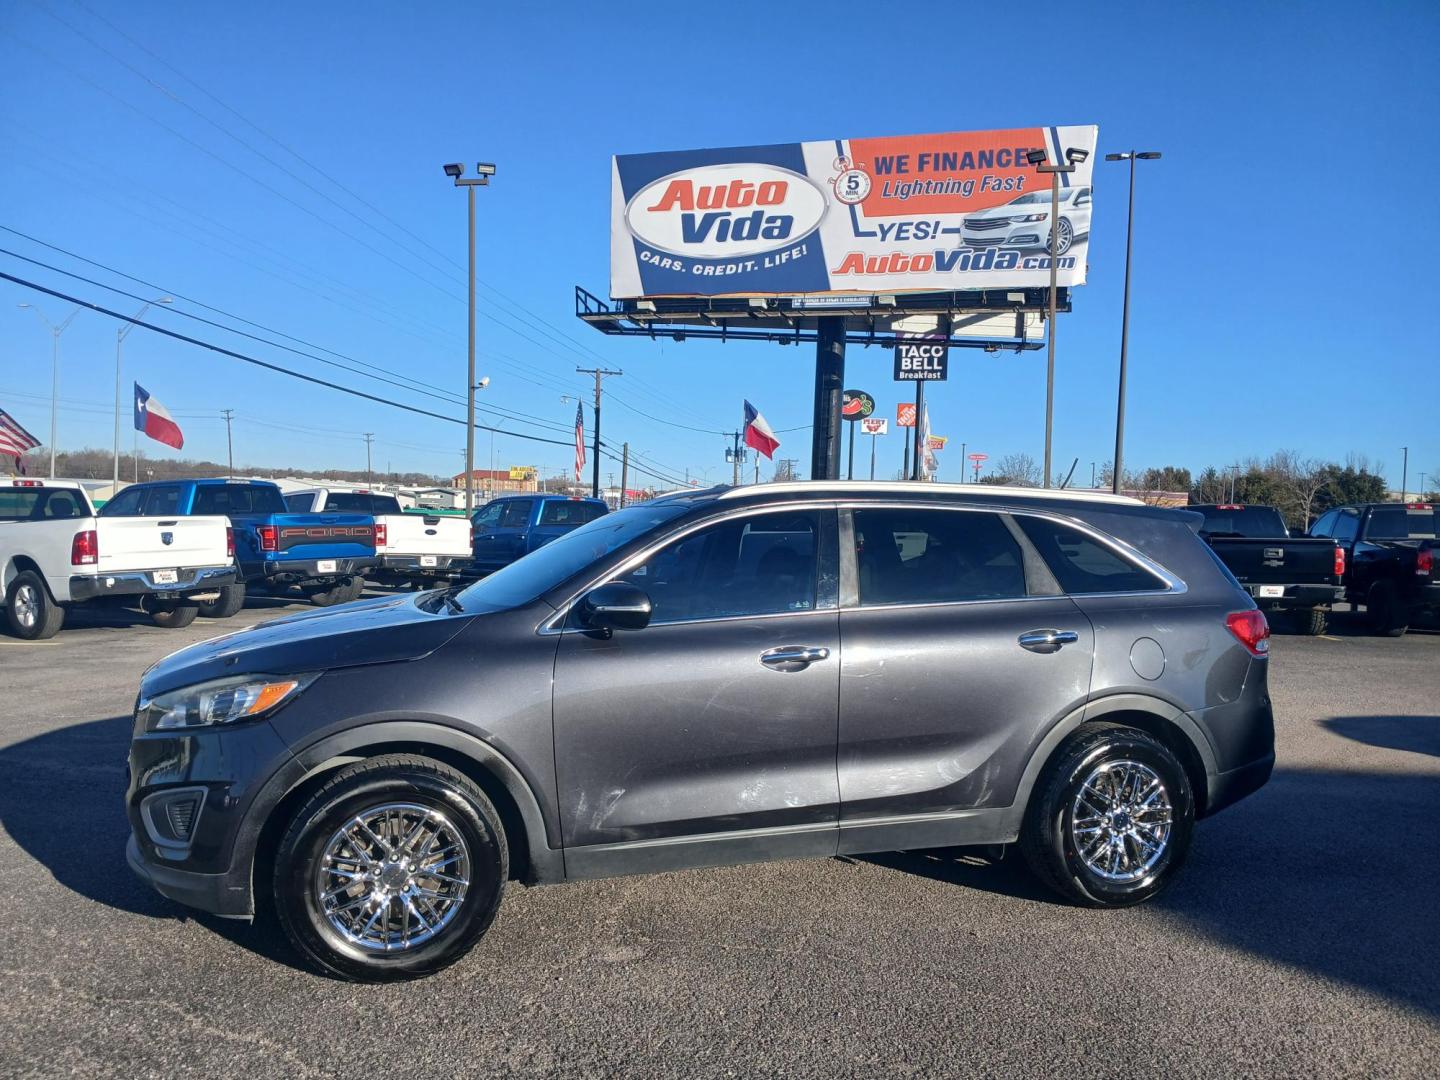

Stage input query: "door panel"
[{"left": 838, "top": 597, "right": 1092, "bottom": 820}]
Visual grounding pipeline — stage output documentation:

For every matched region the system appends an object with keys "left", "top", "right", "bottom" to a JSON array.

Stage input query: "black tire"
[
  {"left": 306, "top": 580, "right": 349, "bottom": 607},
  {"left": 273, "top": 754, "right": 507, "bottom": 982},
  {"left": 198, "top": 583, "right": 246, "bottom": 619},
  {"left": 5, "top": 570, "right": 65, "bottom": 640},
  {"left": 344, "top": 576, "right": 367, "bottom": 602},
  {"left": 1020, "top": 722, "right": 1194, "bottom": 908},
  {"left": 150, "top": 602, "right": 200, "bottom": 629},
  {"left": 1302, "top": 607, "right": 1328, "bottom": 636},
  {"left": 1367, "top": 582, "right": 1408, "bottom": 637}
]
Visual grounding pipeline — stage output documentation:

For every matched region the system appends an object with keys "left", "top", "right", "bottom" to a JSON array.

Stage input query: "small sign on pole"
[
  {"left": 860, "top": 417, "right": 888, "bottom": 436},
  {"left": 967, "top": 451, "right": 988, "bottom": 482},
  {"left": 894, "top": 339, "right": 950, "bottom": 382},
  {"left": 896, "top": 402, "right": 917, "bottom": 428}
]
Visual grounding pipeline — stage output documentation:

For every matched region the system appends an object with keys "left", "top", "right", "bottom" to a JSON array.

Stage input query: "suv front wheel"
[
  {"left": 273, "top": 754, "right": 508, "bottom": 981},
  {"left": 1020, "top": 723, "right": 1194, "bottom": 907}
]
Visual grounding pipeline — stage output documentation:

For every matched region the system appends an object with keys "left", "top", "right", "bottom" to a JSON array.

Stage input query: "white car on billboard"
[{"left": 960, "top": 186, "right": 1092, "bottom": 255}]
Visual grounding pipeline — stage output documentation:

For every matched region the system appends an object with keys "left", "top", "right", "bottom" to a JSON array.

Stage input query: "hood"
[{"left": 142, "top": 592, "right": 475, "bottom": 697}]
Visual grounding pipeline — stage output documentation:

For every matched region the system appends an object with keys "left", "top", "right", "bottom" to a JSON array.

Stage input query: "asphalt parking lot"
[{"left": 1, "top": 600, "right": 1436, "bottom": 1078}]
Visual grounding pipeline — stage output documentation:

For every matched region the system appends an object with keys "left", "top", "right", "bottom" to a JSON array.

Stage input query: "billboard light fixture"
[
  {"left": 1025, "top": 149, "right": 1048, "bottom": 166},
  {"left": 1066, "top": 148, "right": 1089, "bottom": 164},
  {"left": 1136, "top": 151, "right": 1162, "bottom": 160},
  {"left": 443, "top": 163, "right": 464, "bottom": 177}
]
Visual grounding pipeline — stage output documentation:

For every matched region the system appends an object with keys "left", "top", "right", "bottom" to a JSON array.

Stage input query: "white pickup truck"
[
  {"left": 282, "top": 488, "right": 471, "bottom": 587},
  {"left": 1, "top": 479, "right": 237, "bottom": 639}
]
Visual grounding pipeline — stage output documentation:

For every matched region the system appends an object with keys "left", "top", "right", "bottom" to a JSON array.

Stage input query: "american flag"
[
  {"left": 574, "top": 400, "right": 587, "bottom": 483},
  {"left": 0, "top": 409, "right": 41, "bottom": 474}
]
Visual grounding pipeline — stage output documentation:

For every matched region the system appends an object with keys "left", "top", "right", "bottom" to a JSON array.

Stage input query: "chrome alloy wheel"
[
  {"left": 1053, "top": 217, "right": 1074, "bottom": 255},
  {"left": 1070, "top": 760, "right": 1173, "bottom": 883},
  {"left": 13, "top": 583, "right": 39, "bottom": 629},
  {"left": 315, "top": 803, "right": 471, "bottom": 952}
]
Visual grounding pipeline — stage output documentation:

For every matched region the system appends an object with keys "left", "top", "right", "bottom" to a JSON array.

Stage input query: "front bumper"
[
  {"left": 127, "top": 832, "right": 252, "bottom": 918},
  {"left": 961, "top": 226, "right": 1045, "bottom": 249},
  {"left": 1246, "top": 583, "right": 1345, "bottom": 610},
  {"left": 69, "top": 564, "right": 236, "bottom": 601}
]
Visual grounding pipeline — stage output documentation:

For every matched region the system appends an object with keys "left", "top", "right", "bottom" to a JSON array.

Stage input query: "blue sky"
[{"left": 1, "top": 0, "right": 1437, "bottom": 489}]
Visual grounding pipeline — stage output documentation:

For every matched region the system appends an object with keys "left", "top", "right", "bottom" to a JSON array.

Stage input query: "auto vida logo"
[{"left": 625, "top": 163, "right": 827, "bottom": 259}]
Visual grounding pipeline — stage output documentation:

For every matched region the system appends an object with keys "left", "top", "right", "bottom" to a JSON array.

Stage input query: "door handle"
[
  {"left": 1018, "top": 629, "right": 1080, "bottom": 652},
  {"left": 760, "top": 646, "right": 831, "bottom": 668}
]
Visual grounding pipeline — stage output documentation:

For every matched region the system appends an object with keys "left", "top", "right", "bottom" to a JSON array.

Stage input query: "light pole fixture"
[
  {"left": 18, "top": 302, "right": 82, "bottom": 478},
  {"left": 1400, "top": 446, "right": 1408, "bottom": 502},
  {"left": 1026, "top": 145, "right": 1089, "bottom": 487},
  {"left": 443, "top": 161, "right": 496, "bottom": 512},
  {"left": 116, "top": 297, "right": 172, "bottom": 491},
  {"left": 1104, "top": 150, "right": 1161, "bottom": 494}
]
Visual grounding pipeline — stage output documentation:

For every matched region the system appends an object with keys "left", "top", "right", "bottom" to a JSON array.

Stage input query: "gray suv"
[{"left": 126, "top": 483, "right": 1274, "bottom": 981}]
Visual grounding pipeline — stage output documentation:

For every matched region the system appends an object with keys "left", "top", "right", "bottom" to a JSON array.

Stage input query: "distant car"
[
  {"left": 283, "top": 488, "right": 472, "bottom": 588},
  {"left": 1191, "top": 504, "right": 1345, "bottom": 635},
  {"left": 1309, "top": 502, "right": 1438, "bottom": 635},
  {"left": 1, "top": 478, "right": 235, "bottom": 638},
  {"left": 126, "top": 482, "right": 1272, "bottom": 981},
  {"left": 960, "top": 186, "right": 1092, "bottom": 255},
  {"left": 104, "top": 479, "right": 379, "bottom": 610},
  {"left": 468, "top": 494, "right": 608, "bottom": 575}
]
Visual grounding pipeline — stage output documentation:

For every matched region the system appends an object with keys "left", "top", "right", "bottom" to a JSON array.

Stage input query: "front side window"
[
  {"left": 616, "top": 510, "right": 820, "bottom": 624},
  {"left": 471, "top": 501, "right": 505, "bottom": 530},
  {"left": 98, "top": 486, "right": 144, "bottom": 517},
  {"left": 1015, "top": 516, "right": 1165, "bottom": 594},
  {"left": 852, "top": 508, "right": 1026, "bottom": 605}
]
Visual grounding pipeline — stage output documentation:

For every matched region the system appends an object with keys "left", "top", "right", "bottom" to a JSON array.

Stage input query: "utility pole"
[
  {"left": 364, "top": 432, "right": 374, "bottom": 487},
  {"left": 18, "top": 303, "right": 81, "bottom": 478},
  {"left": 577, "top": 366, "right": 621, "bottom": 499},
  {"left": 729, "top": 430, "right": 744, "bottom": 486},
  {"left": 221, "top": 409, "right": 235, "bottom": 477},
  {"left": 1400, "top": 446, "right": 1408, "bottom": 501},
  {"left": 620, "top": 443, "right": 630, "bottom": 508}
]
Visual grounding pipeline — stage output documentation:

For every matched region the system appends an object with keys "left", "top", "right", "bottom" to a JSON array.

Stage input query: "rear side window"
[
  {"left": 538, "top": 500, "right": 605, "bottom": 526},
  {"left": 193, "top": 484, "right": 287, "bottom": 515},
  {"left": 499, "top": 500, "right": 533, "bottom": 528},
  {"left": 852, "top": 508, "right": 1026, "bottom": 605},
  {"left": 1015, "top": 516, "right": 1165, "bottom": 594},
  {"left": 143, "top": 485, "right": 184, "bottom": 516}
]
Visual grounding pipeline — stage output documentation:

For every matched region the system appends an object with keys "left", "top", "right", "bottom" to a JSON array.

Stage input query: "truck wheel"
[
  {"left": 199, "top": 583, "right": 246, "bottom": 619},
  {"left": 151, "top": 603, "right": 200, "bottom": 629},
  {"left": 306, "top": 580, "right": 350, "bottom": 607},
  {"left": 5, "top": 571, "right": 66, "bottom": 640},
  {"left": 1367, "top": 582, "right": 1408, "bottom": 637},
  {"left": 272, "top": 754, "right": 508, "bottom": 982},
  {"left": 1302, "top": 607, "right": 1328, "bottom": 636},
  {"left": 1020, "top": 722, "right": 1194, "bottom": 908},
  {"left": 344, "top": 576, "right": 367, "bottom": 602}
]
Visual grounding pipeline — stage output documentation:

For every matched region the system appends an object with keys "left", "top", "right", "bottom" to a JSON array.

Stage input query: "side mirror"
[{"left": 578, "top": 582, "right": 652, "bottom": 634}]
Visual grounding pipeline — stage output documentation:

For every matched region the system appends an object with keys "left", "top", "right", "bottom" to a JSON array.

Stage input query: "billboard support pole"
[
  {"left": 846, "top": 422, "right": 855, "bottom": 481},
  {"left": 902, "top": 423, "right": 910, "bottom": 480},
  {"left": 869, "top": 431, "right": 876, "bottom": 481},
  {"left": 911, "top": 380, "right": 925, "bottom": 482},
  {"left": 810, "top": 317, "right": 845, "bottom": 481}
]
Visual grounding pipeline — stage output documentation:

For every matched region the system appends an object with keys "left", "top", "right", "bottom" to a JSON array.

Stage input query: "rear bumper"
[
  {"left": 1246, "top": 583, "right": 1344, "bottom": 609},
  {"left": 246, "top": 557, "right": 377, "bottom": 581},
  {"left": 1205, "top": 753, "right": 1275, "bottom": 816},
  {"left": 377, "top": 554, "right": 471, "bottom": 574},
  {"left": 69, "top": 565, "right": 236, "bottom": 601}
]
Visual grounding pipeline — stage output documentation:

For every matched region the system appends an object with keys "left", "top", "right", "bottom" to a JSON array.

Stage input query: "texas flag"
[
  {"left": 743, "top": 400, "right": 780, "bottom": 460},
  {"left": 133, "top": 382, "right": 184, "bottom": 450}
]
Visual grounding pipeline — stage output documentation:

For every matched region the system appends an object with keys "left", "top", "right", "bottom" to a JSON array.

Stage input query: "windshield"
[
  {"left": 454, "top": 500, "right": 694, "bottom": 610},
  {"left": 1365, "top": 506, "right": 1438, "bottom": 540},
  {"left": 1196, "top": 506, "right": 1288, "bottom": 538}
]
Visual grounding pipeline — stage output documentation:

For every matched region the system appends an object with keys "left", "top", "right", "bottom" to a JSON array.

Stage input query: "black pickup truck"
[
  {"left": 1309, "top": 502, "right": 1438, "bottom": 636},
  {"left": 1191, "top": 504, "right": 1345, "bottom": 634}
]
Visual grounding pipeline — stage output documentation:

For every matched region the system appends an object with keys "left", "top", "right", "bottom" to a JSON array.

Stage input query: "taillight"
[
  {"left": 1334, "top": 545, "right": 1345, "bottom": 578},
  {"left": 374, "top": 523, "right": 387, "bottom": 548},
  {"left": 1418, "top": 545, "right": 1434, "bottom": 577},
  {"left": 71, "top": 529, "right": 99, "bottom": 566},
  {"left": 226, "top": 527, "right": 235, "bottom": 559},
  {"left": 1226, "top": 609, "right": 1270, "bottom": 658},
  {"left": 258, "top": 525, "right": 277, "bottom": 552},
  {"left": 469, "top": 527, "right": 476, "bottom": 545}
]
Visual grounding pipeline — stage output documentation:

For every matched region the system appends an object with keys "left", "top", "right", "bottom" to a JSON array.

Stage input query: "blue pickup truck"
[
  {"left": 101, "top": 479, "right": 379, "bottom": 611},
  {"left": 468, "top": 493, "right": 608, "bottom": 575}
]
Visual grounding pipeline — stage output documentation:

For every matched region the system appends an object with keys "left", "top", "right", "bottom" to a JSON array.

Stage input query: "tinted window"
[
  {"left": 499, "top": 500, "right": 533, "bottom": 528},
  {"left": 471, "top": 501, "right": 505, "bottom": 529},
  {"left": 1332, "top": 510, "right": 1360, "bottom": 543},
  {"left": 0, "top": 490, "right": 44, "bottom": 520},
  {"left": 284, "top": 494, "right": 312, "bottom": 512},
  {"left": 853, "top": 508, "right": 1025, "bottom": 605},
  {"left": 455, "top": 500, "right": 693, "bottom": 612},
  {"left": 193, "top": 484, "right": 287, "bottom": 515},
  {"left": 1310, "top": 510, "right": 1337, "bottom": 538},
  {"left": 143, "top": 485, "right": 184, "bottom": 516},
  {"left": 324, "top": 493, "right": 402, "bottom": 514},
  {"left": 1195, "top": 506, "right": 1288, "bottom": 538},
  {"left": 617, "top": 510, "right": 819, "bottom": 623},
  {"left": 538, "top": 500, "right": 606, "bottom": 526},
  {"left": 1016, "top": 516, "right": 1164, "bottom": 594},
  {"left": 40, "top": 490, "right": 84, "bottom": 519},
  {"left": 98, "top": 486, "right": 144, "bottom": 517},
  {"left": 1365, "top": 507, "right": 1438, "bottom": 539}
]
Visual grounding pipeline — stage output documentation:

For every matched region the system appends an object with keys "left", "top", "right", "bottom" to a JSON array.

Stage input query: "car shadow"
[
  {"left": 869, "top": 766, "right": 1440, "bottom": 1018},
  {"left": 1322, "top": 715, "right": 1440, "bottom": 758},
  {"left": 0, "top": 713, "right": 310, "bottom": 973}
]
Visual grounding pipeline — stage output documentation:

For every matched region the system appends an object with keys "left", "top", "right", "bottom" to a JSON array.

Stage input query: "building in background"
[{"left": 449, "top": 467, "right": 539, "bottom": 495}]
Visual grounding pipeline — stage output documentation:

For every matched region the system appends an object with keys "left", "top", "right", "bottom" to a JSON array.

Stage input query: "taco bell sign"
[{"left": 894, "top": 339, "right": 949, "bottom": 381}]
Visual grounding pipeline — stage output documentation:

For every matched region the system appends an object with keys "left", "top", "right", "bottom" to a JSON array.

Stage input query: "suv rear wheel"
[
  {"left": 1020, "top": 723, "right": 1194, "bottom": 907},
  {"left": 273, "top": 754, "right": 507, "bottom": 982}
]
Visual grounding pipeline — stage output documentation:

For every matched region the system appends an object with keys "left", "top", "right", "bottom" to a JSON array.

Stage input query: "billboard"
[{"left": 611, "top": 125, "right": 1097, "bottom": 299}]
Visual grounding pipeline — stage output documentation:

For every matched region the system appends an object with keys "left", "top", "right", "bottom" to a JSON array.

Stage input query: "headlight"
[
  {"left": 1017, "top": 213, "right": 1048, "bottom": 222},
  {"left": 138, "top": 673, "right": 319, "bottom": 731}
]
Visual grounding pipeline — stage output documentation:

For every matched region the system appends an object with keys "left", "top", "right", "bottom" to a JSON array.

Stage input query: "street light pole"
[
  {"left": 1400, "top": 446, "right": 1408, "bottom": 502},
  {"left": 1104, "top": 151, "right": 1161, "bottom": 494},
  {"left": 115, "top": 297, "right": 172, "bottom": 490},
  {"left": 18, "top": 303, "right": 81, "bottom": 477},
  {"left": 1026, "top": 146, "right": 1088, "bottom": 488},
  {"left": 442, "top": 162, "right": 495, "bottom": 513}
]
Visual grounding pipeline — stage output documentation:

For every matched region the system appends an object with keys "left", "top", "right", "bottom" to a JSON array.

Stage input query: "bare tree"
[{"left": 992, "top": 452, "right": 1041, "bottom": 487}]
